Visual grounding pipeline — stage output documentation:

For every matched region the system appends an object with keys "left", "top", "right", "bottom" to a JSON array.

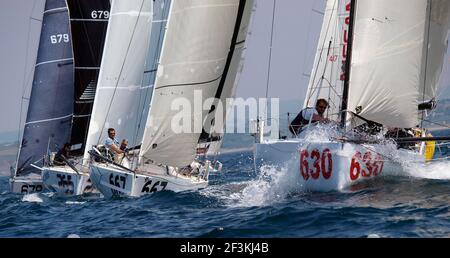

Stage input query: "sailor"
[
  {"left": 105, "top": 128, "right": 125, "bottom": 161},
  {"left": 289, "top": 99, "right": 330, "bottom": 135},
  {"left": 120, "top": 139, "right": 129, "bottom": 152},
  {"left": 54, "top": 143, "right": 72, "bottom": 166}
]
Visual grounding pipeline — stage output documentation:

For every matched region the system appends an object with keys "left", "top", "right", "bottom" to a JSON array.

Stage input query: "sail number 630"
[{"left": 300, "top": 149, "right": 333, "bottom": 181}]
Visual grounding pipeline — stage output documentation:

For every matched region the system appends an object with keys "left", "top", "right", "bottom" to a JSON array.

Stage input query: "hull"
[
  {"left": 255, "top": 139, "right": 423, "bottom": 192},
  {"left": 90, "top": 163, "right": 208, "bottom": 198},
  {"left": 41, "top": 166, "right": 94, "bottom": 196},
  {"left": 10, "top": 174, "right": 44, "bottom": 194}
]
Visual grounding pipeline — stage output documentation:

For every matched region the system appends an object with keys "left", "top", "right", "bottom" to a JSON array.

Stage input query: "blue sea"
[{"left": 1, "top": 139, "right": 450, "bottom": 238}]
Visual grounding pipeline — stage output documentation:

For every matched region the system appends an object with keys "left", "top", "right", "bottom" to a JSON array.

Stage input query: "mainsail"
[
  {"left": 83, "top": 0, "right": 153, "bottom": 162},
  {"left": 346, "top": 0, "right": 450, "bottom": 128},
  {"left": 303, "top": 0, "right": 348, "bottom": 121},
  {"left": 66, "top": 0, "right": 110, "bottom": 155},
  {"left": 140, "top": 0, "right": 254, "bottom": 168},
  {"left": 16, "top": 0, "right": 74, "bottom": 176}
]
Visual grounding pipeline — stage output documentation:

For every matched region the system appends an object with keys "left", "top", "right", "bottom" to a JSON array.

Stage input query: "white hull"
[
  {"left": 10, "top": 174, "right": 44, "bottom": 194},
  {"left": 41, "top": 166, "right": 94, "bottom": 196},
  {"left": 255, "top": 139, "right": 423, "bottom": 192},
  {"left": 89, "top": 162, "right": 208, "bottom": 198}
]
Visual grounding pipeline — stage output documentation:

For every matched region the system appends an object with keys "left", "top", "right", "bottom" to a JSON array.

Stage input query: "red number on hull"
[
  {"left": 322, "top": 149, "right": 333, "bottom": 179},
  {"left": 299, "top": 149, "right": 333, "bottom": 181},
  {"left": 350, "top": 151, "right": 384, "bottom": 181},
  {"left": 300, "top": 150, "right": 309, "bottom": 180}
]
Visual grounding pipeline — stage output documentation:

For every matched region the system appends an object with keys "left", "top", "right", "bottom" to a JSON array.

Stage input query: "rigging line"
[
  {"left": 306, "top": 0, "right": 338, "bottom": 105},
  {"left": 17, "top": 0, "right": 38, "bottom": 156},
  {"left": 97, "top": 0, "right": 146, "bottom": 145},
  {"left": 262, "top": 0, "right": 276, "bottom": 128},
  {"left": 15, "top": 0, "right": 46, "bottom": 175},
  {"left": 421, "top": 0, "right": 432, "bottom": 129},
  {"left": 264, "top": 0, "right": 277, "bottom": 100},
  {"left": 422, "top": 119, "right": 450, "bottom": 130}
]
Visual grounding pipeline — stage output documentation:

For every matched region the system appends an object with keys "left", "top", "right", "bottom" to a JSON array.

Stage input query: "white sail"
[
  {"left": 347, "top": 0, "right": 431, "bottom": 128},
  {"left": 303, "top": 0, "right": 348, "bottom": 121},
  {"left": 140, "top": 0, "right": 253, "bottom": 168},
  {"left": 83, "top": 0, "right": 153, "bottom": 161},
  {"left": 199, "top": 0, "right": 255, "bottom": 152},
  {"left": 422, "top": 0, "right": 450, "bottom": 102}
]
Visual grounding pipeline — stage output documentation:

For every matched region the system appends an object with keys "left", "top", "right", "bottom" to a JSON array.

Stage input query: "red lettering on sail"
[{"left": 340, "top": 2, "right": 352, "bottom": 81}]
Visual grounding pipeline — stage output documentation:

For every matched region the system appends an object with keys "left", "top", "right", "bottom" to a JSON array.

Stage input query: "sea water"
[{"left": 0, "top": 130, "right": 449, "bottom": 237}]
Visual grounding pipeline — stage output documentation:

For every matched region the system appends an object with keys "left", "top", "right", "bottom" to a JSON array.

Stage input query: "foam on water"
[
  {"left": 66, "top": 201, "right": 86, "bottom": 205},
  {"left": 404, "top": 160, "right": 450, "bottom": 180},
  {"left": 22, "top": 193, "right": 43, "bottom": 203},
  {"left": 204, "top": 148, "right": 309, "bottom": 208}
]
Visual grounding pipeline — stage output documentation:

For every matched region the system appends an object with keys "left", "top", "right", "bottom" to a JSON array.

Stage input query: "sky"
[
  {"left": 0, "top": 0, "right": 44, "bottom": 135},
  {"left": 2, "top": 0, "right": 450, "bottom": 140},
  {"left": 237, "top": 0, "right": 325, "bottom": 99},
  {"left": 0, "top": 0, "right": 325, "bottom": 142}
]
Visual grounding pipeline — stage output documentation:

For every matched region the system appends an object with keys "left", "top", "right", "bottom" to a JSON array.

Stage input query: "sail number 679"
[{"left": 50, "top": 34, "right": 69, "bottom": 44}]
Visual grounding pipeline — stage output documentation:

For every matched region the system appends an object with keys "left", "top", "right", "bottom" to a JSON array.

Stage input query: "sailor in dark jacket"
[{"left": 290, "top": 99, "right": 329, "bottom": 135}]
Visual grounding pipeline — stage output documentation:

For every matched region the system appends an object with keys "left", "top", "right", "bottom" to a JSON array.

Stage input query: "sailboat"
[
  {"left": 10, "top": 0, "right": 74, "bottom": 194},
  {"left": 87, "top": 0, "right": 254, "bottom": 198},
  {"left": 41, "top": 0, "right": 110, "bottom": 196},
  {"left": 254, "top": 0, "right": 450, "bottom": 191}
]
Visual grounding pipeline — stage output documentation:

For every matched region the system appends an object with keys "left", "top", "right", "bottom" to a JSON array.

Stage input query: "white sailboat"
[
  {"left": 254, "top": 0, "right": 450, "bottom": 192},
  {"left": 88, "top": 0, "right": 254, "bottom": 198}
]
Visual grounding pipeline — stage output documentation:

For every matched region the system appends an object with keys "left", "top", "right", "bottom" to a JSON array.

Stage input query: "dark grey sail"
[
  {"left": 134, "top": 0, "right": 172, "bottom": 144},
  {"left": 66, "top": 0, "right": 110, "bottom": 155},
  {"left": 16, "top": 0, "right": 74, "bottom": 176}
]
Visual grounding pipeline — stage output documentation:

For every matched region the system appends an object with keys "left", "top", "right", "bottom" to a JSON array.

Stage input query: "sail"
[
  {"left": 198, "top": 0, "right": 254, "bottom": 150},
  {"left": 421, "top": 0, "right": 450, "bottom": 102},
  {"left": 303, "top": 0, "right": 348, "bottom": 121},
  {"left": 134, "top": 0, "right": 172, "bottom": 145},
  {"left": 346, "top": 0, "right": 434, "bottom": 128},
  {"left": 16, "top": 0, "right": 74, "bottom": 176},
  {"left": 66, "top": 0, "right": 110, "bottom": 155},
  {"left": 140, "top": 0, "right": 253, "bottom": 168},
  {"left": 83, "top": 0, "right": 153, "bottom": 161}
]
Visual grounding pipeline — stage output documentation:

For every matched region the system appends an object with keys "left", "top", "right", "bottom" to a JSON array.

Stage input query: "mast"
[
  {"left": 340, "top": 0, "right": 356, "bottom": 128},
  {"left": 420, "top": 0, "right": 432, "bottom": 129}
]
